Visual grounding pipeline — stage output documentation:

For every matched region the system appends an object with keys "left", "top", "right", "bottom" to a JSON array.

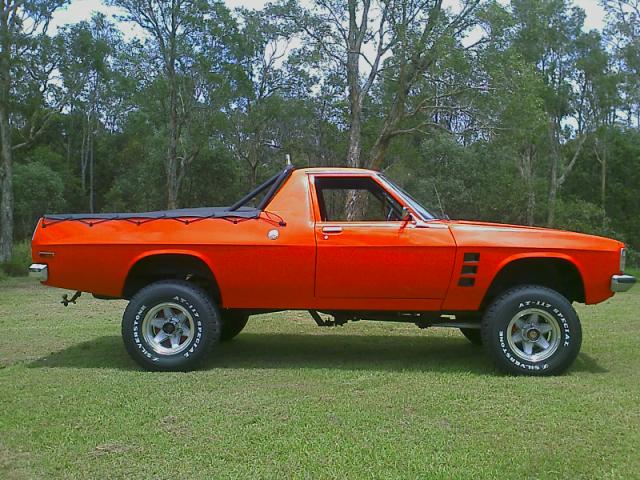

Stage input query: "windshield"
[{"left": 378, "top": 175, "right": 437, "bottom": 220}]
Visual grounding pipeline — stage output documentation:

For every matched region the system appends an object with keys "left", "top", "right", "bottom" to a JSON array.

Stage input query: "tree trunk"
[
  {"left": 526, "top": 179, "right": 536, "bottom": 226},
  {"left": 346, "top": 70, "right": 408, "bottom": 219},
  {"left": 601, "top": 150, "right": 606, "bottom": 226},
  {"left": 66, "top": 112, "right": 72, "bottom": 169},
  {"left": 547, "top": 153, "right": 559, "bottom": 227},
  {"left": 80, "top": 117, "right": 87, "bottom": 191},
  {"left": 594, "top": 139, "right": 607, "bottom": 229},
  {"left": 166, "top": 73, "right": 179, "bottom": 209},
  {"left": 547, "top": 129, "right": 587, "bottom": 227},
  {"left": 89, "top": 120, "right": 94, "bottom": 213},
  {"left": 518, "top": 144, "right": 536, "bottom": 226},
  {"left": 546, "top": 120, "right": 560, "bottom": 227},
  {"left": 367, "top": 65, "right": 411, "bottom": 170},
  {"left": 89, "top": 79, "right": 98, "bottom": 213},
  {"left": 0, "top": 22, "right": 13, "bottom": 263},
  {"left": 369, "top": 130, "right": 392, "bottom": 171},
  {"left": 249, "top": 150, "right": 258, "bottom": 188},
  {"left": 346, "top": 110, "right": 361, "bottom": 168},
  {"left": 343, "top": 1, "right": 364, "bottom": 221},
  {"left": 344, "top": 98, "right": 363, "bottom": 220},
  {"left": 0, "top": 103, "right": 13, "bottom": 263},
  {"left": 345, "top": 0, "right": 362, "bottom": 169}
]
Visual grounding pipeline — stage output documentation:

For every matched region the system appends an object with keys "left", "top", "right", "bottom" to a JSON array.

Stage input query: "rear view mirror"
[{"left": 401, "top": 207, "right": 413, "bottom": 221}]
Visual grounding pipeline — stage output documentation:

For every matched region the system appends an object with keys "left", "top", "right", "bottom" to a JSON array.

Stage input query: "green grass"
[{"left": 1, "top": 278, "right": 639, "bottom": 479}]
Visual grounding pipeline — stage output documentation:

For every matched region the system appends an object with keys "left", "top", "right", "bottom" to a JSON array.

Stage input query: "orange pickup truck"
[{"left": 30, "top": 165, "right": 635, "bottom": 375}]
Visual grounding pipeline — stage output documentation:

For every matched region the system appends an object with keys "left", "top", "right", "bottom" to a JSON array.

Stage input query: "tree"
[
  {"left": 603, "top": 0, "right": 640, "bottom": 126},
  {"left": 13, "top": 159, "right": 65, "bottom": 239},
  {"left": 0, "top": 0, "right": 68, "bottom": 262},
  {"left": 285, "top": 0, "right": 484, "bottom": 218},
  {"left": 108, "top": 0, "right": 231, "bottom": 208},
  {"left": 59, "top": 14, "right": 122, "bottom": 212},
  {"left": 510, "top": 0, "right": 593, "bottom": 226},
  {"left": 290, "top": 0, "right": 483, "bottom": 167},
  {"left": 222, "top": 6, "right": 308, "bottom": 186}
]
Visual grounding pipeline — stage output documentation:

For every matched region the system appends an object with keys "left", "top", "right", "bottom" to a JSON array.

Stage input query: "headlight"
[{"left": 620, "top": 248, "right": 626, "bottom": 273}]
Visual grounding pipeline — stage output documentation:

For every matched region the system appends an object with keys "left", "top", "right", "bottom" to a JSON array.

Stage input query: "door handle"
[{"left": 322, "top": 226, "right": 343, "bottom": 234}]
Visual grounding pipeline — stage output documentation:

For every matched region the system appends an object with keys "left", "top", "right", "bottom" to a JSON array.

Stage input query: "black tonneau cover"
[
  {"left": 42, "top": 165, "right": 294, "bottom": 225},
  {"left": 44, "top": 206, "right": 259, "bottom": 221}
]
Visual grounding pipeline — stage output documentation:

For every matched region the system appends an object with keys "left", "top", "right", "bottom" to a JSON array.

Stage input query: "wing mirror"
[{"left": 400, "top": 207, "right": 414, "bottom": 229}]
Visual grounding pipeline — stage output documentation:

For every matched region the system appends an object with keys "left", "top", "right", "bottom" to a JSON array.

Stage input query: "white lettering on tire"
[
  {"left": 499, "top": 298, "right": 571, "bottom": 370},
  {"left": 132, "top": 298, "right": 205, "bottom": 362}
]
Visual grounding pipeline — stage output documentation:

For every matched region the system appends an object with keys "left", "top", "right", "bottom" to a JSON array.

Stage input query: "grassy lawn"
[{"left": 1, "top": 277, "right": 639, "bottom": 479}]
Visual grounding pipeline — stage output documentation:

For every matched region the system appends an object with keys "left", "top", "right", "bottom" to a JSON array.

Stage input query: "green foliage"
[
  {"left": 552, "top": 198, "right": 614, "bottom": 237},
  {"left": 13, "top": 161, "right": 66, "bottom": 239},
  {"left": 2, "top": 0, "right": 639, "bottom": 263},
  {"left": 626, "top": 246, "right": 639, "bottom": 269},
  {"left": 0, "top": 241, "right": 32, "bottom": 277}
]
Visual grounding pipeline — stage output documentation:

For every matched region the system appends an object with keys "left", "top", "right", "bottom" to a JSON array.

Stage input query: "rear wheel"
[
  {"left": 481, "top": 285, "right": 582, "bottom": 376},
  {"left": 220, "top": 311, "right": 249, "bottom": 342},
  {"left": 122, "top": 280, "right": 221, "bottom": 371}
]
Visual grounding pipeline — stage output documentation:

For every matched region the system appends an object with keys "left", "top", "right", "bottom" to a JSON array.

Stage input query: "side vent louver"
[
  {"left": 458, "top": 253, "right": 480, "bottom": 287},
  {"left": 461, "top": 265, "right": 477, "bottom": 274},
  {"left": 463, "top": 252, "right": 480, "bottom": 262}
]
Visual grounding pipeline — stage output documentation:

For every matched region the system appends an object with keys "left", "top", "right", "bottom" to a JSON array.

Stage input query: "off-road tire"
[
  {"left": 122, "top": 280, "right": 221, "bottom": 371},
  {"left": 460, "top": 328, "right": 483, "bottom": 346},
  {"left": 220, "top": 311, "right": 249, "bottom": 342},
  {"left": 481, "top": 285, "right": 582, "bottom": 376}
]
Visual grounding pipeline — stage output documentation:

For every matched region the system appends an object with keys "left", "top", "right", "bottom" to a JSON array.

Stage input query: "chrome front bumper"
[
  {"left": 611, "top": 274, "right": 636, "bottom": 293},
  {"left": 29, "top": 263, "right": 48, "bottom": 282}
]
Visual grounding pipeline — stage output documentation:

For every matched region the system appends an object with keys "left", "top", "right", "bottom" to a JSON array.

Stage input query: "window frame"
[{"left": 308, "top": 173, "right": 415, "bottom": 225}]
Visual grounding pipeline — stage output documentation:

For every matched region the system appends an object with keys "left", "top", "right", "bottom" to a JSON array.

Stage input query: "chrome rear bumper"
[
  {"left": 29, "top": 263, "right": 48, "bottom": 282},
  {"left": 611, "top": 274, "right": 636, "bottom": 293}
]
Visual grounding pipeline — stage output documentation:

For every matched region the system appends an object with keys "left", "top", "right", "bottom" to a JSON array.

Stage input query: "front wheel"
[
  {"left": 481, "top": 285, "right": 582, "bottom": 376},
  {"left": 122, "top": 280, "right": 221, "bottom": 371}
]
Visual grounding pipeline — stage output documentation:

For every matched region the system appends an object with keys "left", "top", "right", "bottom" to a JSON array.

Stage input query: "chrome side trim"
[
  {"left": 29, "top": 263, "right": 48, "bottom": 282},
  {"left": 413, "top": 221, "right": 449, "bottom": 229},
  {"left": 611, "top": 274, "right": 636, "bottom": 293}
]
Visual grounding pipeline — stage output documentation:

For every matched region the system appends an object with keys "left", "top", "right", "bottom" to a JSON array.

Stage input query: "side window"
[{"left": 315, "top": 176, "right": 404, "bottom": 222}]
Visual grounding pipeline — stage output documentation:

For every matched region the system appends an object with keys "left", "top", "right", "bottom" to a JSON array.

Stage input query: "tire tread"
[
  {"left": 481, "top": 284, "right": 582, "bottom": 376},
  {"left": 122, "top": 279, "right": 220, "bottom": 371}
]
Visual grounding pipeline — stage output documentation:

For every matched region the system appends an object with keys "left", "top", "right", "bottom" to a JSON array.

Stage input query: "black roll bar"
[
  {"left": 228, "top": 165, "right": 294, "bottom": 211},
  {"left": 257, "top": 165, "right": 294, "bottom": 211}
]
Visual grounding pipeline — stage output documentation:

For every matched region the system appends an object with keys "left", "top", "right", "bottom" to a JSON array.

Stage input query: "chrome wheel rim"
[
  {"left": 142, "top": 302, "right": 195, "bottom": 355},
  {"left": 506, "top": 308, "right": 561, "bottom": 362}
]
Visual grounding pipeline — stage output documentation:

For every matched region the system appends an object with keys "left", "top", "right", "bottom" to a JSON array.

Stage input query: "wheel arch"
[
  {"left": 482, "top": 254, "right": 585, "bottom": 307},
  {"left": 122, "top": 250, "right": 222, "bottom": 305}
]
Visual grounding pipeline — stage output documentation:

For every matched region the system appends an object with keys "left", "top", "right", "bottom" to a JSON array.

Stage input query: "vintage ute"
[{"left": 30, "top": 165, "right": 636, "bottom": 375}]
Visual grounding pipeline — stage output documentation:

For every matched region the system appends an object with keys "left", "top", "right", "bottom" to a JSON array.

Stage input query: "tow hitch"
[{"left": 61, "top": 291, "right": 82, "bottom": 306}]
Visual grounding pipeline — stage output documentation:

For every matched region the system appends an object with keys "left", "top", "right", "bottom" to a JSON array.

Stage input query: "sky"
[{"left": 50, "top": 0, "right": 609, "bottom": 40}]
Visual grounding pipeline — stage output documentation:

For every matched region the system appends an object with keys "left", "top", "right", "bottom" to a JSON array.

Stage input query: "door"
[{"left": 312, "top": 175, "right": 456, "bottom": 300}]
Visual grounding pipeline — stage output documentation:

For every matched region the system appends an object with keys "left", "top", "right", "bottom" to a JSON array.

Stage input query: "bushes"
[
  {"left": 13, "top": 161, "right": 65, "bottom": 240},
  {"left": 0, "top": 241, "right": 32, "bottom": 277},
  {"left": 626, "top": 246, "right": 639, "bottom": 270}
]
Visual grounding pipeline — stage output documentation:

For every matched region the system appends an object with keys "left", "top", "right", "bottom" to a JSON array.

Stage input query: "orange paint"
[{"left": 31, "top": 168, "right": 626, "bottom": 311}]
